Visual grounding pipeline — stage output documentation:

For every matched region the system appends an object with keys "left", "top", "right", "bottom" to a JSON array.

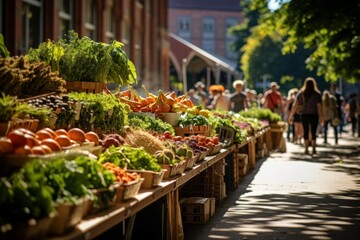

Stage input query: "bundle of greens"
[
  {"left": 0, "top": 155, "right": 115, "bottom": 226},
  {"left": 99, "top": 145, "right": 162, "bottom": 172},
  {"left": 239, "top": 108, "right": 281, "bottom": 123},
  {"left": 208, "top": 115, "right": 247, "bottom": 143},
  {"left": 68, "top": 92, "right": 128, "bottom": 133},
  {"left": 26, "top": 30, "right": 137, "bottom": 86},
  {"left": 128, "top": 112, "right": 174, "bottom": 134}
]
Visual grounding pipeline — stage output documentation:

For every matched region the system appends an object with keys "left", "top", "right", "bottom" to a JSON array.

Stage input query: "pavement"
[{"left": 183, "top": 125, "right": 360, "bottom": 240}]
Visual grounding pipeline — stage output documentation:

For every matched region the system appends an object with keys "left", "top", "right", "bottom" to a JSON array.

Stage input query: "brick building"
[
  {"left": 0, "top": 0, "right": 170, "bottom": 91},
  {"left": 168, "top": 0, "right": 243, "bottom": 91}
]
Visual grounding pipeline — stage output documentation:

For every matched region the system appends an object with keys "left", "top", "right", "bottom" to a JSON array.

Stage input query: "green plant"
[
  {"left": 26, "top": 30, "right": 137, "bottom": 86},
  {"left": 0, "top": 94, "right": 17, "bottom": 122}
]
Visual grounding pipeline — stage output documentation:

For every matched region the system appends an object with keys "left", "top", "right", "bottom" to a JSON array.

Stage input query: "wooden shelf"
[{"left": 48, "top": 128, "right": 270, "bottom": 240}]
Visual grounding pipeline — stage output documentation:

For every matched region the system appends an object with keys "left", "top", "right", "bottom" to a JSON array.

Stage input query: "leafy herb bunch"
[{"left": 26, "top": 30, "right": 137, "bottom": 86}]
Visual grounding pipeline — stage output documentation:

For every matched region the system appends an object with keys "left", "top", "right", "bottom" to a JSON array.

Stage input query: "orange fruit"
[
  {"left": 55, "top": 129, "right": 68, "bottom": 136},
  {"left": 17, "top": 128, "right": 37, "bottom": 139},
  {"left": 55, "top": 135, "right": 72, "bottom": 147},
  {"left": 31, "top": 146, "right": 46, "bottom": 155},
  {"left": 14, "top": 145, "right": 32, "bottom": 155},
  {"left": 85, "top": 131, "right": 99, "bottom": 146},
  {"left": 42, "top": 128, "right": 57, "bottom": 139},
  {"left": 41, "top": 138, "right": 61, "bottom": 152},
  {"left": 68, "top": 128, "right": 86, "bottom": 142},
  {"left": 39, "top": 145, "right": 53, "bottom": 154},
  {"left": 7, "top": 129, "right": 27, "bottom": 147},
  {"left": 0, "top": 137, "right": 14, "bottom": 154},
  {"left": 36, "top": 130, "right": 53, "bottom": 141},
  {"left": 25, "top": 134, "right": 40, "bottom": 147}
]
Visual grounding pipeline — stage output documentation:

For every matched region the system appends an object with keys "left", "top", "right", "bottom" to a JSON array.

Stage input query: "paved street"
[{"left": 184, "top": 126, "right": 360, "bottom": 240}]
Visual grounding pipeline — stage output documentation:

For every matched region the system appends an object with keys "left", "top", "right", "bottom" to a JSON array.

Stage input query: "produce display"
[
  {"left": 0, "top": 30, "right": 277, "bottom": 240},
  {"left": 115, "top": 86, "right": 193, "bottom": 113},
  {"left": 0, "top": 127, "right": 99, "bottom": 156},
  {"left": 26, "top": 31, "right": 136, "bottom": 86},
  {"left": 0, "top": 56, "right": 66, "bottom": 97}
]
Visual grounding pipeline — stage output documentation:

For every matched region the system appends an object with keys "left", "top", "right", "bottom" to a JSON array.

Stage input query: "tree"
[{"left": 250, "top": 0, "right": 360, "bottom": 83}]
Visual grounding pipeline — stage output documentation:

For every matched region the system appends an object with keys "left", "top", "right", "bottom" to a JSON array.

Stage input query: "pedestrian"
[
  {"left": 330, "top": 83, "right": 345, "bottom": 133},
  {"left": 285, "top": 88, "right": 298, "bottom": 142},
  {"left": 207, "top": 85, "right": 230, "bottom": 111},
  {"left": 194, "top": 81, "right": 208, "bottom": 108},
  {"left": 288, "top": 77, "right": 324, "bottom": 155},
  {"left": 264, "top": 82, "right": 283, "bottom": 117},
  {"left": 229, "top": 80, "right": 248, "bottom": 112},
  {"left": 292, "top": 89, "right": 303, "bottom": 144},
  {"left": 187, "top": 88, "right": 201, "bottom": 106},
  {"left": 322, "top": 90, "right": 339, "bottom": 144},
  {"left": 348, "top": 93, "right": 358, "bottom": 136}
]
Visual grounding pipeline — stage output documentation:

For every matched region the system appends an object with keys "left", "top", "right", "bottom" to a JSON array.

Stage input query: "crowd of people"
[{"left": 187, "top": 78, "right": 359, "bottom": 156}]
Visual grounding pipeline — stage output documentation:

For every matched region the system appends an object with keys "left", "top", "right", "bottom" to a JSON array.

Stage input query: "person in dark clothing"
[
  {"left": 229, "top": 80, "right": 248, "bottom": 112},
  {"left": 289, "top": 77, "right": 324, "bottom": 155},
  {"left": 330, "top": 83, "right": 345, "bottom": 133},
  {"left": 348, "top": 93, "right": 358, "bottom": 136}
]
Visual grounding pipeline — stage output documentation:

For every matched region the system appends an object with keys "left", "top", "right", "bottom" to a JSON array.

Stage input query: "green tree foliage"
[{"left": 249, "top": 0, "right": 360, "bottom": 83}]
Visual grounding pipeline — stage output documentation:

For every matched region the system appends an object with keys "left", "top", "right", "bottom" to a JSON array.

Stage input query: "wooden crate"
[
  {"left": 180, "top": 197, "right": 210, "bottom": 224},
  {"left": 66, "top": 81, "right": 107, "bottom": 94},
  {"left": 174, "top": 125, "right": 211, "bottom": 137},
  {"left": 236, "top": 153, "right": 249, "bottom": 177}
]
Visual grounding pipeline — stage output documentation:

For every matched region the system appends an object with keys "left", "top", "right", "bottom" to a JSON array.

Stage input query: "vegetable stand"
[{"left": 45, "top": 131, "right": 267, "bottom": 240}]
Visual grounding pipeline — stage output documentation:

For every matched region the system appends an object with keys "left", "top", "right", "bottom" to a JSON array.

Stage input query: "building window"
[
  {"left": 202, "top": 17, "right": 215, "bottom": 53},
  {"left": 178, "top": 16, "right": 191, "bottom": 41},
  {"left": 85, "top": 0, "right": 97, "bottom": 40},
  {"left": 59, "top": 0, "right": 73, "bottom": 37},
  {"left": 21, "top": 0, "right": 43, "bottom": 54},
  {"left": 225, "top": 18, "right": 238, "bottom": 60},
  {"left": 106, "top": 4, "right": 115, "bottom": 42}
]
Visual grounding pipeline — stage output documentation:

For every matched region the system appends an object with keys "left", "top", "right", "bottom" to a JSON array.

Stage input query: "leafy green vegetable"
[
  {"left": 239, "top": 108, "right": 281, "bottom": 123},
  {"left": 0, "top": 34, "right": 10, "bottom": 58},
  {"left": 99, "top": 145, "right": 162, "bottom": 172},
  {"left": 208, "top": 115, "right": 247, "bottom": 143},
  {"left": 26, "top": 30, "right": 137, "bottom": 86},
  {"left": 178, "top": 113, "right": 208, "bottom": 126},
  {"left": 128, "top": 112, "right": 174, "bottom": 134},
  {"left": 68, "top": 92, "right": 129, "bottom": 132}
]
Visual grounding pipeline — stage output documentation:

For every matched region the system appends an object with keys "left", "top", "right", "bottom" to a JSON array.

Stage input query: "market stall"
[{"left": 0, "top": 33, "right": 280, "bottom": 240}]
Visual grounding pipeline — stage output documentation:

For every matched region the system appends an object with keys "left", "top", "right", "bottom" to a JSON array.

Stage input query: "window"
[
  {"left": 21, "top": 0, "right": 43, "bottom": 54},
  {"left": 85, "top": 0, "right": 97, "bottom": 40},
  {"left": 225, "top": 18, "right": 238, "bottom": 59},
  {"left": 202, "top": 17, "right": 215, "bottom": 53},
  {"left": 178, "top": 16, "right": 191, "bottom": 41},
  {"left": 105, "top": 4, "right": 115, "bottom": 42},
  {"left": 59, "top": 0, "right": 73, "bottom": 37}
]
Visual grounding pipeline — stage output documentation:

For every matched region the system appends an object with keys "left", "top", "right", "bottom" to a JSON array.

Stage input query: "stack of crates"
[
  {"left": 236, "top": 153, "right": 249, "bottom": 177},
  {"left": 180, "top": 197, "right": 210, "bottom": 224},
  {"left": 180, "top": 159, "right": 226, "bottom": 203}
]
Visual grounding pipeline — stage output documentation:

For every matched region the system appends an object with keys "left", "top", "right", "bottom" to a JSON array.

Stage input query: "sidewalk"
[{"left": 184, "top": 126, "right": 360, "bottom": 240}]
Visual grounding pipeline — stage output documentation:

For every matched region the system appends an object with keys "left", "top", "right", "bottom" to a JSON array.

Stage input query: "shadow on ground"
[{"left": 184, "top": 190, "right": 360, "bottom": 240}]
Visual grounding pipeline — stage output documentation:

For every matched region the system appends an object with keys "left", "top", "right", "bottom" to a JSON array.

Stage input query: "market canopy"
[{"left": 169, "top": 32, "right": 236, "bottom": 73}]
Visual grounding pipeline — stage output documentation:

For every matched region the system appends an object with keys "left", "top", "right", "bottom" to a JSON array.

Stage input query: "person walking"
[
  {"left": 288, "top": 77, "right": 324, "bottom": 155},
  {"left": 348, "top": 93, "right": 358, "bottom": 136},
  {"left": 264, "top": 82, "right": 283, "bottom": 117},
  {"left": 330, "top": 83, "right": 345, "bottom": 133},
  {"left": 322, "top": 90, "right": 339, "bottom": 144},
  {"left": 285, "top": 88, "right": 296, "bottom": 142},
  {"left": 207, "top": 85, "right": 230, "bottom": 111},
  {"left": 194, "top": 81, "right": 209, "bottom": 108},
  {"left": 229, "top": 80, "right": 248, "bottom": 112}
]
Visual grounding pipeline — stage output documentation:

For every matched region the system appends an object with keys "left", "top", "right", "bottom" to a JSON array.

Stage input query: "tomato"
[
  {"left": 163, "top": 131, "right": 172, "bottom": 139},
  {"left": 213, "top": 136, "right": 219, "bottom": 144}
]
